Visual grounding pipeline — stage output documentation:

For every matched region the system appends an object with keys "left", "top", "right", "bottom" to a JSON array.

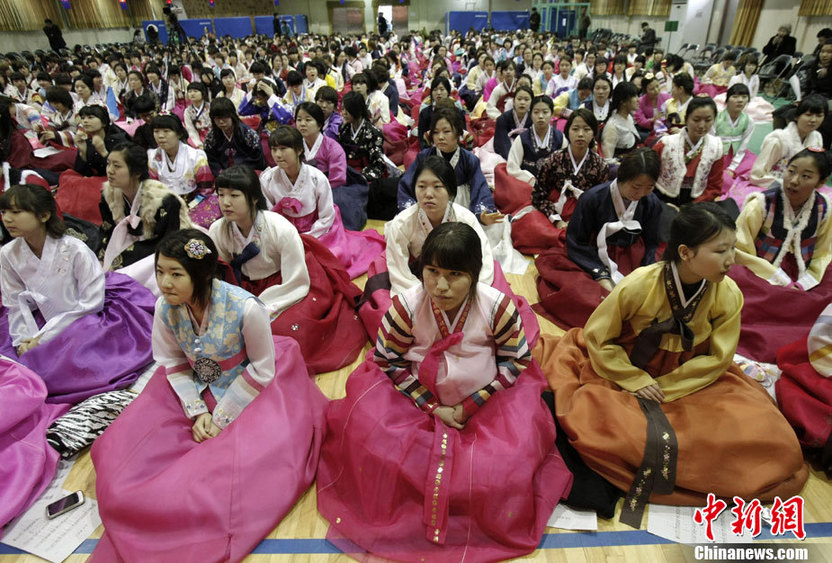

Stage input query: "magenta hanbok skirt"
[
  {"left": 317, "top": 355, "right": 572, "bottom": 562},
  {"left": 0, "top": 358, "right": 69, "bottom": 532},
  {"left": 91, "top": 336, "right": 328, "bottom": 563},
  {"left": 730, "top": 260, "right": 832, "bottom": 363},
  {"left": 0, "top": 272, "right": 155, "bottom": 404},
  {"left": 318, "top": 206, "right": 385, "bottom": 279},
  {"left": 357, "top": 255, "right": 540, "bottom": 348}
]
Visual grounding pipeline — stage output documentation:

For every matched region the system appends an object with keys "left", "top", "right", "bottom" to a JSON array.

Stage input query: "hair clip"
[
  {"left": 644, "top": 72, "right": 654, "bottom": 80},
  {"left": 184, "top": 238, "right": 212, "bottom": 259}
]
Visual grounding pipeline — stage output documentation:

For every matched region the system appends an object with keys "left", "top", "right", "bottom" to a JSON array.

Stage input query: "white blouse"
[
  {"left": 0, "top": 235, "right": 104, "bottom": 347},
  {"left": 259, "top": 163, "right": 336, "bottom": 239},
  {"left": 384, "top": 202, "right": 494, "bottom": 296},
  {"left": 208, "top": 210, "right": 311, "bottom": 318}
]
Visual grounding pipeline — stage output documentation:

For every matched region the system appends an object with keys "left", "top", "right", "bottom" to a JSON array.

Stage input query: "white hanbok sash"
[{"left": 596, "top": 180, "right": 641, "bottom": 284}]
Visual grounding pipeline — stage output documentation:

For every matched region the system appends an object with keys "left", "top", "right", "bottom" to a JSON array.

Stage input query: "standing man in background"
[
  {"left": 378, "top": 12, "right": 389, "bottom": 36},
  {"left": 273, "top": 13, "right": 281, "bottom": 37},
  {"left": 579, "top": 8, "right": 591, "bottom": 40},
  {"left": 43, "top": 19, "right": 66, "bottom": 53},
  {"left": 529, "top": 8, "right": 540, "bottom": 34}
]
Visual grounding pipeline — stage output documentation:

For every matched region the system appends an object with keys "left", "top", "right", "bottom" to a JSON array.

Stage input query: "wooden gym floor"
[{"left": 2, "top": 219, "right": 831, "bottom": 563}]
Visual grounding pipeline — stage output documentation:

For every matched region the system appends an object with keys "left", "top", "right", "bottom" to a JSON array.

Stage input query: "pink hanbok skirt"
[
  {"left": 0, "top": 359, "right": 69, "bottom": 532},
  {"left": 318, "top": 206, "right": 385, "bottom": 279},
  {"left": 317, "top": 355, "right": 572, "bottom": 563},
  {"left": 91, "top": 336, "right": 328, "bottom": 563}
]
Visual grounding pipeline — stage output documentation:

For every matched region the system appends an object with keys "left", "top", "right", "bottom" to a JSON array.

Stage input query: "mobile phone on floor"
[{"left": 45, "top": 491, "right": 85, "bottom": 519}]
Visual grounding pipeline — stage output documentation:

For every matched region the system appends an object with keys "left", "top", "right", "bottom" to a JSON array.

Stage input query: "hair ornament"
[{"left": 184, "top": 238, "right": 212, "bottom": 259}]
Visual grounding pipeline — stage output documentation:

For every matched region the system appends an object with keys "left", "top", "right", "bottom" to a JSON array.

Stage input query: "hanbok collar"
[
  {"left": 568, "top": 145, "right": 589, "bottom": 177},
  {"left": 275, "top": 162, "right": 310, "bottom": 197},
  {"left": 303, "top": 133, "right": 324, "bottom": 162},
  {"left": 511, "top": 108, "right": 526, "bottom": 131},
  {"left": 191, "top": 102, "right": 206, "bottom": 120},
  {"left": 231, "top": 211, "right": 260, "bottom": 247},
  {"left": 595, "top": 180, "right": 642, "bottom": 284},
  {"left": 290, "top": 85, "right": 307, "bottom": 107},
  {"left": 668, "top": 260, "right": 707, "bottom": 310},
  {"left": 350, "top": 119, "right": 364, "bottom": 141},
  {"left": 435, "top": 145, "right": 461, "bottom": 170},
  {"left": 532, "top": 125, "right": 551, "bottom": 150},
  {"left": 417, "top": 202, "right": 453, "bottom": 237},
  {"left": 772, "top": 187, "right": 816, "bottom": 279},
  {"left": 682, "top": 129, "right": 705, "bottom": 162},
  {"left": 160, "top": 142, "right": 186, "bottom": 175},
  {"left": 592, "top": 99, "right": 609, "bottom": 121},
  {"left": 431, "top": 291, "right": 472, "bottom": 337},
  {"left": 500, "top": 78, "right": 516, "bottom": 93},
  {"left": 102, "top": 181, "right": 145, "bottom": 271}
]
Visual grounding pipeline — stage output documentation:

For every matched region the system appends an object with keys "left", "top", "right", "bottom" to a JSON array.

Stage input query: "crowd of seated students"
[{"left": 0, "top": 22, "right": 830, "bottom": 562}]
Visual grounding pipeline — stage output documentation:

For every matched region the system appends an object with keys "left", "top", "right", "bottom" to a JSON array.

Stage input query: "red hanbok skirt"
[
  {"left": 224, "top": 235, "right": 368, "bottom": 374},
  {"left": 493, "top": 163, "right": 572, "bottom": 255},
  {"left": 535, "top": 240, "right": 647, "bottom": 330},
  {"left": 55, "top": 170, "right": 105, "bottom": 225},
  {"left": 730, "top": 258, "right": 832, "bottom": 363},
  {"left": 776, "top": 336, "right": 832, "bottom": 473}
]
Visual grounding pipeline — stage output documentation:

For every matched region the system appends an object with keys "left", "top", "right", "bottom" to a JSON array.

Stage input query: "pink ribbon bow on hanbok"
[{"left": 276, "top": 197, "right": 303, "bottom": 215}]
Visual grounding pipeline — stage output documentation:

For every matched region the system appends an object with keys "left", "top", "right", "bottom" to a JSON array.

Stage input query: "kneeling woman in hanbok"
[
  {"left": 506, "top": 108, "right": 608, "bottom": 255},
  {"left": 731, "top": 148, "right": 832, "bottom": 363},
  {"left": 210, "top": 166, "right": 366, "bottom": 374},
  {"left": 0, "top": 184, "right": 155, "bottom": 404},
  {"left": 726, "top": 95, "right": 825, "bottom": 206},
  {"left": 359, "top": 156, "right": 538, "bottom": 345},
  {"left": 99, "top": 142, "right": 192, "bottom": 292},
  {"left": 294, "top": 101, "right": 366, "bottom": 231},
  {"left": 318, "top": 222, "right": 572, "bottom": 563},
  {"left": 91, "top": 230, "right": 328, "bottom": 563},
  {"left": 536, "top": 203, "right": 807, "bottom": 526},
  {"left": 260, "top": 125, "right": 384, "bottom": 279},
  {"left": 776, "top": 302, "right": 832, "bottom": 476},
  {"left": 535, "top": 149, "right": 662, "bottom": 330},
  {"left": 146, "top": 113, "right": 220, "bottom": 229}
]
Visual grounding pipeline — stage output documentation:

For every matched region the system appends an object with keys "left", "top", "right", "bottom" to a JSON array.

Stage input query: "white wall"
[{"left": 1, "top": 28, "right": 136, "bottom": 54}]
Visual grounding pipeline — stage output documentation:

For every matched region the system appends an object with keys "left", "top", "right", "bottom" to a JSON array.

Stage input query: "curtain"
[
  {"left": 62, "top": 0, "right": 162, "bottom": 29},
  {"left": 627, "top": 0, "right": 671, "bottom": 16},
  {"left": 591, "top": 0, "right": 625, "bottom": 16},
  {"left": 729, "top": 0, "right": 763, "bottom": 47},
  {"left": 799, "top": 0, "right": 832, "bottom": 16},
  {"left": 0, "top": 0, "right": 61, "bottom": 32}
]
